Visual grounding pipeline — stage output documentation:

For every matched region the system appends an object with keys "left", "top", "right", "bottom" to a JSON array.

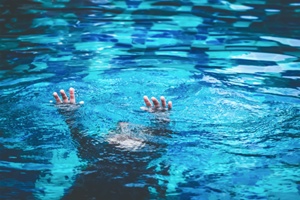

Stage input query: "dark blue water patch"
[
  {"left": 63, "top": 0, "right": 112, "bottom": 7},
  {"left": 81, "top": 33, "right": 118, "bottom": 43},
  {"left": 152, "top": 1, "right": 183, "bottom": 8},
  {"left": 0, "top": 1, "right": 40, "bottom": 32},
  {"left": 177, "top": 173, "right": 233, "bottom": 199},
  {"left": 250, "top": 14, "right": 300, "bottom": 37},
  {"left": 44, "top": 6, "right": 124, "bottom": 16},
  {"left": 190, "top": 46, "right": 209, "bottom": 54},
  {"left": 0, "top": 51, "right": 35, "bottom": 70},
  {"left": 206, "top": 39, "right": 226, "bottom": 46},
  {"left": 46, "top": 61, "right": 88, "bottom": 80},
  {"left": 264, "top": 45, "right": 300, "bottom": 57},
  {"left": 232, "top": 59, "right": 278, "bottom": 67},
  {"left": 0, "top": 169, "right": 39, "bottom": 200},
  {"left": 280, "top": 151, "right": 300, "bottom": 166},
  {"left": 188, "top": 48, "right": 209, "bottom": 63},
  {"left": 151, "top": 30, "right": 183, "bottom": 39},
  {"left": 282, "top": 70, "right": 300, "bottom": 79},
  {"left": 125, "top": 0, "right": 143, "bottom": 9},
  {"left": 194, "top": 33, "right": 208, "bottom": 41},
  {"left": 263, "top": 76, "right": 300, "bottom": 89},
  {"left": 114, "top": 42, "right": 133, "bottom": 49},
  {"left": 55, "top": 45, "right": 76, "bottom": 54},
  {"left": 165, "top": 83, "right": 196, "bottom": 99},
  {"left": 0, "top": 145, "right": 44, "bottom": 199},
  {"left": 102, "top": 67, "right": 123, "bottom": 75},
  {"left": 208, "top": 0, "right": 222, "bottom": 4},
  {"left": 195, "top": 24, "right": 210, "bottom": 34},
  {"left": 131, "top": 24, "right": 154, "bottom": 45},
  {"left": 71, "top": 51, "right": 97, "bottom": 60},
  {"left": 132, "top": 8, "right": 179, "bottom": 17},
  {"left": 132, "top": 33, "right": 148, "bottom": 45},
  {"left": 128, "top": 46, "right": 159, "bottom": 54},
  {"left": 111, "top": 55, "right": 140, "bottom": 67},
  {"left": 191, "top": 5, "right": 221, "bottom": 18},
  {"left": 62, "top": 172, "right": 151, "bottom": 200},
  {"left": 190, "top": 72, "right": 205, "bottom": 81},
  {"left": 57, "top": 122, "right": 170, "bottom": 199},
  {"left": 195, "top": 64, "right": 221, "bottom": 71},
  {"left": 132, "top": 23, "right": 154, "bottom": 30},
  {"left": 232, "top": 167, "right": 272, "bottom": 186}
]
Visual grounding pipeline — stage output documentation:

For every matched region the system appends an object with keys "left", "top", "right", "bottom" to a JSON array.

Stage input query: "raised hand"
[
  {"left": 53, "top": 88, "right": 84, "bottom": 105},
  {"left": 141, "top": 96, "right": 172, "bottom": 112}
]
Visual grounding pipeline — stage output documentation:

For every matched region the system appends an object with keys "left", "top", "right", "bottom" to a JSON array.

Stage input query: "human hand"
[
  {"left": 140, "top": 96, "right": 172, "bottom": 112},
  {"left": 52, "top": 88, "right": 84, "bottom": 127},
  {"left": 52, "top": 88, "right": 84, "bottom": 105}
]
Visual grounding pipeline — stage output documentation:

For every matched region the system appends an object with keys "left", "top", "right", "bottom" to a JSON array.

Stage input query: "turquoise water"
[{"left": 0, "top": 0, "right": 300, "bottom": 199}]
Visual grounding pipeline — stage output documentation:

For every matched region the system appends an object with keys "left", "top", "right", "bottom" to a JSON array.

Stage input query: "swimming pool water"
[{"left": 0, "top": 0, "right": 300, "bottom": 199}]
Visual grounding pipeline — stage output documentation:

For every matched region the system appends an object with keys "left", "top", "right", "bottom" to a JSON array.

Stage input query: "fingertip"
[
  {"left": 168, "top": 101, "right": 172, "bottom": 109},
  {"left": 143, "top": 96, "right": 152, "bottom": 107},
  {"left": 53, "top": 92, "right": 62, "bottom": 103},
  {"left": 160, "top": 96, "right": 165, "bottom": 100},
  {"left": 60, "top": 89, "right": 64, "bottom": 93},
  {"left": 69, "top": 88, "right": 75, "bottom": 103}
]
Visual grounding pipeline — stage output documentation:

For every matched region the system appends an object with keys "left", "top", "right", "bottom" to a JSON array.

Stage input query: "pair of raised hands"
[{"left": 53, "top": 88, "right": 172, "bottom": 112}]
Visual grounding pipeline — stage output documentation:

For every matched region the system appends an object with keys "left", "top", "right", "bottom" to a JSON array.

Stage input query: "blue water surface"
[{"left": 0, "top": 0, "right": 300, "bottom": 199}]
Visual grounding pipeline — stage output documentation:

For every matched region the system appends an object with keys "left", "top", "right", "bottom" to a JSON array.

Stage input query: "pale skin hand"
[
  {"left": 53, "top": 88, "right": 84, "bottom": 105},
  {"left": 52, "top": 88, "right": 173, "bottom": 151},
  {"left": 141, "top": 96, "right": 172, "bottom": 112},
  {"left": 53, "top": 88, "right": 172, "bottom": 112}
]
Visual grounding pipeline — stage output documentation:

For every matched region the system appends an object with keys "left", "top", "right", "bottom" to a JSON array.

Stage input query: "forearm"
[{"left": 57, "top": 105, "right": 100, "bottom": 160}]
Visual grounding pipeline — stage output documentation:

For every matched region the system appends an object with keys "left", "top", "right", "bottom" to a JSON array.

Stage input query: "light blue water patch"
[
  {"left": 0, "top": 40, "right": 19, "bottom": 50},
  {"left": 18, "top": 35, "right": 64, "bottom": 44},
  {"left": 74, "top": 42, "right": 111, "bottom": 52},
  {"left": 261, "top": 36, "right": 300, "bottom": 47},
  {"left": 0, "top": 73, "right": 54, "bottom": 88},
  {"left": 34, "top": 149, "right": 81, "bottom": 200},
  {"left": 216, "top": 51, "right": 296, "bottom": 62},
  {"left": 49, "top": 56, "right": 73, "bottom": 62},
  {"left": 240, "top": 15, "right": 259, "bottom": 20},
  {"left": 32, "top": 18, "right": 69, "bottom": 27}
]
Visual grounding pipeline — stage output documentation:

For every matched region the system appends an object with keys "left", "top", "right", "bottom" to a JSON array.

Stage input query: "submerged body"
[{"left": 53, "top": 88, "right": 173, "bottom": 199}]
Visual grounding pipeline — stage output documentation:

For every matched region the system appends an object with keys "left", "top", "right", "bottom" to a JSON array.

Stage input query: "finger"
[
  {"left": 151, "top": 97, "right": 160, "bottom": 108},
  {"left": 53, "top": 92, "right": 62, "bottom": 103},
  {"left": 60, "top": 89, "right": 69, "bottom": 103},
  {"left": 168, "top": 101, "right": 172, "bottom": 110},
  {"left": 69, "top": 88, "right": 76, "bottom": 104},
  {"left": 160, "top": 96, "right": 166, "bottom": 107},
  {"left": 143, "top": 96, "right": 152, "bottom": 107}
]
